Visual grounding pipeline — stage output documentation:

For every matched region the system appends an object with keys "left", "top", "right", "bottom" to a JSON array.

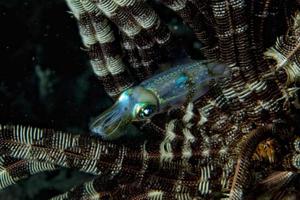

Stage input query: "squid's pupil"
[
  {"left": 143, "top": 107, "right": 152, "bottom": 116},
  {"left": 139, "top": 105, "right": 155, "bottom": 118}
]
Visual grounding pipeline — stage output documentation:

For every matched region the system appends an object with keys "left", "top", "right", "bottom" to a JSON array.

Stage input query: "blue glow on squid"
[{"left": 90, "top": 60, "right": 230, "bottom": 140}]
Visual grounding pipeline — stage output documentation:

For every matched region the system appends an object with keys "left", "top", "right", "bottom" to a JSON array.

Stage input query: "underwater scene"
[{"left": 0, "top": 0, "right": 299, "bottom": 199}]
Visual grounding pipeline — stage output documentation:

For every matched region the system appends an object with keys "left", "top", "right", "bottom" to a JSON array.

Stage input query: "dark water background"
[
  {"left": 0, "top": 0, "right": 199, "bottom": 199},
  {"left": 0, "top": 1, "right": 105, "bottom": 199}
]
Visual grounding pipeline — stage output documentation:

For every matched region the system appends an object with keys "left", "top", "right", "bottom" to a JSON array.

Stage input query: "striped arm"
[
  {"left": 0, "top": 124, "right": 236, "bottom": 199},
  {"left": 229, "top": 125, "right": 274, "bottom": 200},
  {"left": 0, "top": 124, "right": 133, "bottom": 176},
  {"left": 66, "top": 0, "right": 135, "bottom": 97},
  {"left": 122, "top": 34, "right": 148, "bottom": 81},
  {"left": 160, "top": 0, "right": 218, "bottom": 60},
  {"left": 50, "top": 175, "right": 134, "bottom": 200},
  {"left": 50, "top": 177, "right": 114, "bottom": 200},
  {"left": 0, "top": 124, "right": 122, "bottom": 176},
  {"left": 95, "top": 0, "right": 170, "bottom": 79},
  {"left": 50, "top": 175, "right": 197, "bottom": 200},
  {"left": 0, "top": 155, "right": 57, "bottom": 189},
  {"left": 66, "top": 0, "right": 174, "bottom": 83}
]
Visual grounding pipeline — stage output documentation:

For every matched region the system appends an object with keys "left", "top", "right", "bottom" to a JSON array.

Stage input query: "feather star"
[{"left": 0, "top": 0, "right": 300, "bottom": 200}]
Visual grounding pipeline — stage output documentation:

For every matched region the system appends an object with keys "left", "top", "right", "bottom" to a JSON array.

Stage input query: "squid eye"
[{"left": 137, "top": 104, "right": 157, "bottom": 119}]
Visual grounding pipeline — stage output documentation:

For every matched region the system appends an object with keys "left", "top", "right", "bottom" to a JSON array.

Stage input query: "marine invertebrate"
[
  {"left": 90, "top": 61, "right": 229, "bottom": 140},
  {"left": 0, "top": 0, "right": 300, "bottom": 200}
]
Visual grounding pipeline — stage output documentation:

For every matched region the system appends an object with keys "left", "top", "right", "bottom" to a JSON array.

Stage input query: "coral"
[{"left": 0, "top": 0, "right": 300, "bottom": 199}]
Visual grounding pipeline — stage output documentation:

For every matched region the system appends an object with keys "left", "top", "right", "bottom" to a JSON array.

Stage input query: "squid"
[{"left": 90, "top": 60, "right": 230, "bottom": 140}]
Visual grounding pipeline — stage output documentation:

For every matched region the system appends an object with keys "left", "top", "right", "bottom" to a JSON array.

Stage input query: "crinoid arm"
[
  {"left": 0, "top": 155, "right": 58, "bottom": 190},
  {"left": 49, "top": 174, "right": 197, "bottom": 200},
  {"left": 264, "top": 12, "right": 300, "bottom": 86},
  {"left": 0, "top": 124, "right": 134, "bottom": 176},
  {"left": 65, "top": 0, "right": 175, "bottom": 97},
  {"left": 0, "top": 123, "right": 236, "bottom": 199},
  {"left": 244, "top": 171, "right": 298, "bottom": 200}
]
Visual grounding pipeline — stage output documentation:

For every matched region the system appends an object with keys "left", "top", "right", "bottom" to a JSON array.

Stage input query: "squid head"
[{"left": 90, "top": 86, "right": 159, "bottom": 140}]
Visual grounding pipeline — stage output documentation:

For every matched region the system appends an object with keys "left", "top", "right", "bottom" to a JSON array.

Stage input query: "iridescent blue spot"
[{"left": 175, "top": 74, "right": 189, "bottom": 88}]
